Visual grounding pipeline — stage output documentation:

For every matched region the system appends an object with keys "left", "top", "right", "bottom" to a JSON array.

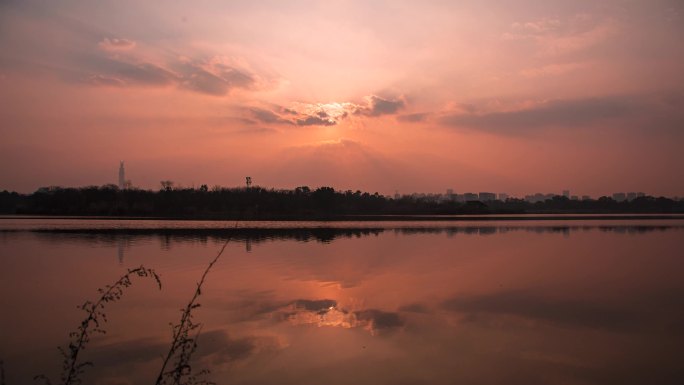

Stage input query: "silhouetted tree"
[{"left": 160, "top": 181, "right": 174, "bottom": 192}]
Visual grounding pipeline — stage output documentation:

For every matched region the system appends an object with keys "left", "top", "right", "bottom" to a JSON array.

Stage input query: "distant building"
[
  {"left": 626, "top": 192, "right": 637, "bottom": 201},
  {"left": 636, "top": 192, "right": 645, "bottom": 198},
  {"left": 571, "top": 195, "right": 579, "bottom": 200},
  {"left": 118, "top": 161, "right": 125, "bottom": 190},
  {"left": 525, "top": 193, "right": 553, "bottom": 203},
  {"left": 612, "top": 192, "right": 626, "bottom": 202},
  {"left": 463, "top": 192, "right": 478, "bottom": 201},
  {"left": 478, "top": 192, "right": 496, "bottom": 201},
  {"left": 582, "top": 195, "right": 591, "bottom": 201},
  {"left": 498, "top": 193, "right": 509, "bottom": 201},
  {"left": 562, "top": 190, "right": 570, "bottom": 198}
]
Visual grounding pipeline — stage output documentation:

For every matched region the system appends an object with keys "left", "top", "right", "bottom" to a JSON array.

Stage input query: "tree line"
[{"left": 0, "top": 184, "right": 682, "bottom": 218}]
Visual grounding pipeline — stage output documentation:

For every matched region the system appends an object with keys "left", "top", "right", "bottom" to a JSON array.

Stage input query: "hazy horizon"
[
  {"left": 1, "top": 1, "right": 683, "bottom": 196},
  {"left": 5, "top": 167, "right": 673, "bottom": 200}
]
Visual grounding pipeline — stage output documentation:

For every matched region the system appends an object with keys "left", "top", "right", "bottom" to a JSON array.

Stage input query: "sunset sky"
[{"left": 1, "top": 0, "right": 683, "bottom": 196}]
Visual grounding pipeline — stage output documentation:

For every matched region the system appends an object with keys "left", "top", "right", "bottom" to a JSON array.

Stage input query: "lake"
[{"left": 1, "top": 217, "right": 684, "bottom": 384}]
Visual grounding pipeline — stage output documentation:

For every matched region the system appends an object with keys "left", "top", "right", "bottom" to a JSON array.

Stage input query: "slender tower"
[{"left": 118, "top": 161, "right": 125, "bottom": 189}]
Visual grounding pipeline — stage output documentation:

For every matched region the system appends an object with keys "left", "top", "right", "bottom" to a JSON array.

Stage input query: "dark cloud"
[
  {"left": 210, "top": 62, "right": 254, "bottom": 88},
  {"left": 112, "top": 61, "right": 177, "bottom": 86},
  {"left": 249, "top": 107, "right": 294, "bottom": 125},
  {"left": 181, "top": 68, "right": 231, "bottom": 95},
  {"left": 89, "top": 337, "right": 167, "bottom": 366},
  {"left": 195, "top": 330, "right": 265, "bottom": 365},
  {"left": 442, "top": 97, "right": 631, "bottom": 131},
  {"left": 88, "top": 329, "right": 277, "bottom": 369},
  {"left": 180, "top": 62, "right": 255, "bottom": 95},
  {"left": 440, "top": 93, "right": 684, "bottom": 134},
  {"left": 239, "top": 94, "right": 408, "bottom": 128},
  {"left": 246, "top": 295, "right": 406, "bottom": 334},
  {"left": 85, "top": 49, "right": 259, "bottom": 95},
  {"left": 361, "top": 95, "right": 405, "bottom": 116},
  {"left": 292, "top": 299, "right": 337, "bottom": 313},
  {"left": 442, "top": 291, "right": 642, "bottom": 331},
  {"left": 245, "top": 106, "right": 337, "bottom": 127},
  {"left": 268, "top": 298, "right": 342, "bottom": 323},
  {"left": 296, "top": 115, "right": 337, "bottom": 126},
  {"left": 82, "top": 55, "right": 176, "bottom": 86},
  {"left": 354, "top": 309, "right": 404, "bottom": 330}
]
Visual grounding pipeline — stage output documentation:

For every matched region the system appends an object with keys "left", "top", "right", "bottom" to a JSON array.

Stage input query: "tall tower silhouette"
[{"left": 118, "top": 161, "right": 125, "bottom": 189}]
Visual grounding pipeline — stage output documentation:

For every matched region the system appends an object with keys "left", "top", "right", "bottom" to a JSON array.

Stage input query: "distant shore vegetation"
[{"left": 1, "top": 184, "right": 683, "bottom": 218}]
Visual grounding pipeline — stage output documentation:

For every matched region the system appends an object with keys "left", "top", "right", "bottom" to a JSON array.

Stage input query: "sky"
[{"left": 1, "top": 0, "right": 683, "bottom": 196}]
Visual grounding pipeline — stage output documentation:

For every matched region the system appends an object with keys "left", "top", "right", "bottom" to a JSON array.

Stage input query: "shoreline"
[
  {"left": 2, "top": 213, "right": 684, "bottom": 222},
  {"left": 2, "top": 214, "right": 684, "bottom": 233}
]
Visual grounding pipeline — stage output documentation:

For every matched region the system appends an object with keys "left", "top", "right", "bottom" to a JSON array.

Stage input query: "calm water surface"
[{"left": 1, "top": 218, "right": 684, "bottom": 384}]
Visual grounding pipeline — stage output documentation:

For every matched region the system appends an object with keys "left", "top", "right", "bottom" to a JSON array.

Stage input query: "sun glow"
[{"left": 291, "top": 101, "right": 359, "bottom": 121}]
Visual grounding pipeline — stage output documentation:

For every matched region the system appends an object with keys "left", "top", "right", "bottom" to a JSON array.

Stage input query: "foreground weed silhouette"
[
  {"left": 35, "top": 266, "right": 161, "bottom": 385},
  {"left": 30, "top": 237, "right": 231, "bottom": 385}
]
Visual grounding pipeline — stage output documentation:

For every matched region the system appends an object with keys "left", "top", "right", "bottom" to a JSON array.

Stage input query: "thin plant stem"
[
  {"left": 37, "top": 266, "right": 161, "bottom": 385},
  {"left": 155, "top": 232, "right": 233, "bottom": 385}
]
